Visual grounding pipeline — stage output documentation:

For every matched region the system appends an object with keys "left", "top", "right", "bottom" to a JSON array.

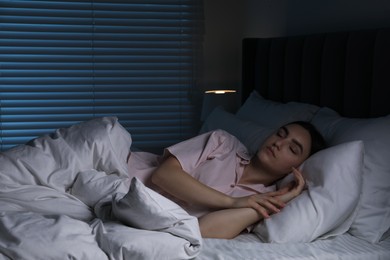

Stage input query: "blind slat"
[{"left": 0, "top": 0, "right": 204, "bottom": 153}]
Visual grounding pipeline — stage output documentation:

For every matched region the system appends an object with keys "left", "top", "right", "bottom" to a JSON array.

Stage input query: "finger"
[
  {"left": 292, "top": 167, "right": 305, "bottom": 186},
  {"left": 291, "top": 166, "right": 302, "bottom": 176},
  {"left": 291, "top": 167, "right": 306, "bottom": 195},
  {"left": 266, "top": 197, "right": 286, "bottom": 209},
  {"left": 251, "top": 203, "right": 270, "bottom": 218},
  {"left": 254, "top": 198, "right": 284, "bottom": 213},
  {"left": 252, "top": 194, "right": 286, "bottom": 208},
  {"left": 265, "top": 190, "right": 286, "bottom": 196},
  {"left": 282, "top": 181, "right": 294, "bottom": 191}
]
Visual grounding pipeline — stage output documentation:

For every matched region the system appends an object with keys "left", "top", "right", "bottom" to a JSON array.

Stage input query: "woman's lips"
[{"left": 267, "top": 146, "right": 275, "bottom": 157}]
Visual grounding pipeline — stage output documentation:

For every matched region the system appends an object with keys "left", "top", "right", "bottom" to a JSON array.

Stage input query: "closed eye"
[
  {"left": 290, "top": 145, "right": 299, "bottom": 154},
  {"left": 290, "top": 141, "right": 303, "bottom": 155}
]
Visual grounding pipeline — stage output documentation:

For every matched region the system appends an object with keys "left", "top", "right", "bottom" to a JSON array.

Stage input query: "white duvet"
[{"left": 0, "top": 117, "right": 202, "bottom": 260}]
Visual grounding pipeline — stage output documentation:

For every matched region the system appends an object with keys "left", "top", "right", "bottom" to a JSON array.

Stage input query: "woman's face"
[{"left": 256, "top": 124, "right": 312, "bottom": 176}]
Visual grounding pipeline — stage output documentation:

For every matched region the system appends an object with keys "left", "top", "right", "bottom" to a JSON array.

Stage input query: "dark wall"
[
  {"left": 202, "top": 0, "right": 390, "bottom": 100},
  {"left": 286, "top": 0, "right": 390, "bottom": 36}
]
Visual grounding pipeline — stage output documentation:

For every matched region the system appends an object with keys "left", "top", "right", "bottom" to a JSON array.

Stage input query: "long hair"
[{"left": 285, "top": 121, "right": 326, "bottom": 156}]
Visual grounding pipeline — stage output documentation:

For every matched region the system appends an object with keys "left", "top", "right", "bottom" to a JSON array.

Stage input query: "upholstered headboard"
[{"left": 242, "top": 28, "right": 390, "bottom": 117}]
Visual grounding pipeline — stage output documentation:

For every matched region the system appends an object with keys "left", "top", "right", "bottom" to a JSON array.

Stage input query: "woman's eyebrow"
[{"left": 281, "top": 126, "right": 288, "bottom": 135}]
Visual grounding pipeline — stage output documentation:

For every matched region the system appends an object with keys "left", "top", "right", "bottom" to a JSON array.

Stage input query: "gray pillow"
[
  {"left": 236, "top": 91, "right": 319, "bottom": 128},
  {"left": 200, "top": 106, "right": 273, "bottom": 154}
]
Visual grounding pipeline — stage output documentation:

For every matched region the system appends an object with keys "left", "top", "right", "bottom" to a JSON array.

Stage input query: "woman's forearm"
[
  {"left": 151, "top": 155, "right": 233, "bottom": 209},
  {"left": 199, "top": 208, "right": 262, "bottom": 239}
]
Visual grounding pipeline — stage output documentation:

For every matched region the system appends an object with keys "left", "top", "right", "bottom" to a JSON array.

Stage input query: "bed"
[
  {"left": 0, "top": 28, "right": 389, "bottom": 260},
  {"left": 197, "top": 27, "right": 390, "bottom": 259}
]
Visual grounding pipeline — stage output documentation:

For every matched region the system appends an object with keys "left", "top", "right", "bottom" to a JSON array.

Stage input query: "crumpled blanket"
[{"left": 0, "top": 117, "right": 202, "bottom": 260}]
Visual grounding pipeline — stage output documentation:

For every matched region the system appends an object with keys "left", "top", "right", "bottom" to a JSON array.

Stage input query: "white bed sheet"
[{"left": 197, "top": 233, "right": 390, "bottom": 260}]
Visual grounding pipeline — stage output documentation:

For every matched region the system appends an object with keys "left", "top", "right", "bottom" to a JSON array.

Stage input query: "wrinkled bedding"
[
  {"left": 0, "top": 117, "right": 202, "bottom": 260},
  {"left": 196, "top": 232, "right": 390, "bottom": 260}
]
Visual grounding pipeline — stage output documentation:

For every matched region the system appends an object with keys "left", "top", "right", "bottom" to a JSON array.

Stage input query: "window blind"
[{"left": 0, "top": 0, "right": 203, "bottom": 153}]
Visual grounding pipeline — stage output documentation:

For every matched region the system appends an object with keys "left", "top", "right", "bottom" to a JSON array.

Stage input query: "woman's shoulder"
[
  {"left": 208, "top": 129, "right": 249, "bottom": 152},
  {"left": 208, "top": 129, "right": 237, "bottom": 141}
]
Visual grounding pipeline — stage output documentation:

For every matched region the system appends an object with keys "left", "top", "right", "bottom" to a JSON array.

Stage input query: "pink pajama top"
[{"left": 127, "top": 129, "right": 275, "bottom": 217}]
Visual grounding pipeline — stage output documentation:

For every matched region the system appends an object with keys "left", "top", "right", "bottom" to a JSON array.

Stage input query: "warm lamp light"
[
  {"left": 201, "top": 89, "right": 238, "bottom": 121},
  {"left": 205, "top": 90, "right": 236, "bottom": 94}
]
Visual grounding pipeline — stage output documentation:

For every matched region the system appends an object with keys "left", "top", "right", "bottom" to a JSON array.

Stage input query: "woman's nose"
[
  {"left": 274, "top": 137, "right": 288, "bottom": 149},
  {"left": 273, "top": 140, "right": 282, "bottom": 150}
]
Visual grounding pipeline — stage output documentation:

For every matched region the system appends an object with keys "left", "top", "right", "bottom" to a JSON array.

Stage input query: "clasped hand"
[{"left": 231, "top": 167, "right": 305, "bottom": 219}]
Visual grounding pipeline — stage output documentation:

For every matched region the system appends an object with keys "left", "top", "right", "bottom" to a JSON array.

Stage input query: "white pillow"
[
  {"left": 236, "top": 91, "right": 319, "bottom": 128},
  {"left": 312, "top": 107, "right": 390, "bottom": 243},
  {"left": 112, "top": 177, "right": 202, "bottom": 245},
  {"left": 200, "top": 107, "right": 273, "bottom": 154},
  {"left": 253, "top": 141, "right": 363, "bottom": 243}
]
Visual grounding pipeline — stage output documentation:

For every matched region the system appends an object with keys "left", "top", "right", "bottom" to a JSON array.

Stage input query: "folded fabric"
[
  {"left": 92, "top": 219, "right": 200, "bottom": 260},
  {"left": 0, "top": 212, "right": 108, "bottom": 260},
  {"left": 111, "top": 177, "right": 202, "bottom": 258},
  {"left": 0, "top": 116, "right": 132, "bottom": 193}
]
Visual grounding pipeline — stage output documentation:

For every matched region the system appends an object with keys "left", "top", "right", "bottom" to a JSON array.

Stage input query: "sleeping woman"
[{"left": 126, "top": 121, "right": 325, "bottom": 239}]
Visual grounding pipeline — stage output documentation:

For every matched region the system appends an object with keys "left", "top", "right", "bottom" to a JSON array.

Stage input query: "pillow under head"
[{"left": 253, "top": 141, "right": 364, "bottom": 243}]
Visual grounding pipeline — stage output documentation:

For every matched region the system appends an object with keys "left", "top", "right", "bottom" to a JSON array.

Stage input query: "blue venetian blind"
[{"left": 0, "top": 0, "right": 203, "bottom": 152}]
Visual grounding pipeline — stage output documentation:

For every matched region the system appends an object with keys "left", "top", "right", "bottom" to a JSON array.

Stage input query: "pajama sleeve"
[{"left": 164, "top": 129, "right": 235, "bottom": 174}]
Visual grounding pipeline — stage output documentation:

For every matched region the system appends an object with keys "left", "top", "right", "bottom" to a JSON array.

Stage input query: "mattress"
[{"left": 197, "top": 233, "right": 390, "bottom": 260}]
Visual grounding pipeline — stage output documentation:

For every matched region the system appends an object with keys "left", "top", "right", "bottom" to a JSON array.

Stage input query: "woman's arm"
[
  {"left": 151, "top": 155, "right": 285, "bottom": 214},
  {"left": 151, "top": 155, "right": 234, "bottom": 209},
  {"left": 199, "top": 167, "right": 306, "bottom": 239},
  {"left": 199, "top": 208, "right": 262, "bottom": 239}
]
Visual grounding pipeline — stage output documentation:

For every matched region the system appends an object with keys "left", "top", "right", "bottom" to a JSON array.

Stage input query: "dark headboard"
[{"left": 242, "top": 28, "right": 390, "bottom": 118}]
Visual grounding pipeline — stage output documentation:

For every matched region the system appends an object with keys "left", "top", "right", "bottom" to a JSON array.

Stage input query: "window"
[{"left": 0, "top": 0, "right": 204, "bottom": 153}]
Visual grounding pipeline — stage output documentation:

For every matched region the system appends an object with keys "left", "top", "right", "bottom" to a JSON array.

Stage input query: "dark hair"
[{"left": 285, "top": 121, "right": 326, "bottom": 156}]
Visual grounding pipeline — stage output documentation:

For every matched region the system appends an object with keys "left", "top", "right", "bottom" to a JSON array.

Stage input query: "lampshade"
[{"left": 201, "top": 90, "right": 238, "bottom": 121}]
